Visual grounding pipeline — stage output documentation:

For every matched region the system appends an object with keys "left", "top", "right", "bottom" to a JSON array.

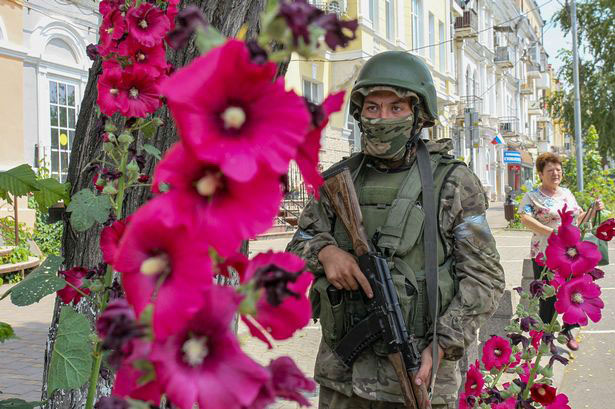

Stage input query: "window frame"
[
  {"left": 428, "top": 12, "right": 435, "bottom": 62},
  {"left": 47, "top": 78, "right": 80, "bottom": 183}
]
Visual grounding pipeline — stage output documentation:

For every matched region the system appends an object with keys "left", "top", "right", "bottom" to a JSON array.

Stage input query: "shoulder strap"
[
  {"left": 321, "top": 153, "right": 365, "bottom": 180},
  {"left": 416, "top": 139, "right": 439, "bottom": 397}
]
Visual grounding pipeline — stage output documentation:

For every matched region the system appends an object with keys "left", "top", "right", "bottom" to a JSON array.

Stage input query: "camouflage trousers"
[{"left": 318, "top": 359, "right": 461, "bottom": 409}]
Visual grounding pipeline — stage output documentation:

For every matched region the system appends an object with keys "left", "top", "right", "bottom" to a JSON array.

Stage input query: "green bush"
[{"left": 30, "top": 197, "right": 63, "bottom": 256}]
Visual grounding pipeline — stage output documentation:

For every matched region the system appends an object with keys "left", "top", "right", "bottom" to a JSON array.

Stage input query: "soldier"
[{"left": 286, "top": 51, "right": 506, "bottom": 409}]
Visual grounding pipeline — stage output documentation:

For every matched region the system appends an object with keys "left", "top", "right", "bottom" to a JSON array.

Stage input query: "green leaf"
[
  {"left": 141, "top": 121, "right": 158, "bottom": 139},
  {"left": 195, "top": 25, "right": 227, "bottom": 54},
  {"left": 6, "top": 255, "right": 66, "bottom": 306},
  {"left": 47, "top": 307, "right": 94, "bottom": 394},
  {"left": 66, "top": 189, "right": 113, "bottom": 232},
  {"left": 0, "top": 322, "right": 15, "bottom": 343},
  {"left": 32, "top": 178, "right": 69, "bottom": 212},
  {"left": 0, "top": 399, "right": 42, "bottom": 409},
  {"left": 142, "top": 144, "right": 161, "bottom": 160},
  {"left": 0, "top": 164, "right": 39, "bottom": 202}
]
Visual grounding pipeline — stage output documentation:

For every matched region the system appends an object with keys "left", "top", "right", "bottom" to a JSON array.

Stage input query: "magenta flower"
[
  {"left": 113, "top": 196, "right": 213, "bottom": 338},
  {"left": 161, "top": 40, "right": 311, "bottom": 182},
  {"left": 98, "top": 9, "right": 125, "bottom": 56},
  {"left": 118, "top": 37, "right": 168, "bottom": 76},
  {"left": 266, "top": 357, "right": 316, "bottom": 407},
  {"left": 97, "top": 68, "right": 124, "bottom": 117},
  {"left": 546, "top": 224, "right": 601, "bottom": 278},
  {"left": 530, "top": 383, "right": 557, "bottom": 405},
  {"left": 464, "top": 360, "right": 484, "bottom": 397},
  {"left": 558, "top": 203, "right": 574, "bottom": 227},
  {"left": 535, "top": 252, "right": 546, "bottom": 266},
  {"left": 490, "top": 397, "right": 516, "bottom": 409},
  {"left": 297, "top": 91, "right": 345, "bottom": 199},
  {"left": 519, "top": 362, "right": 534, "bottom": 383},
  {"left": 126, "top": 3, "right": 170, "bottom": 47},
  {"left": 57, "top": 267, "right": 91, "bottom": 305},
  {"left": 458, "top": 393, "right": 477, "bottom": 409},
  {"left": 99, "top": 0, "right": 123, "bottom": 16},
  {"left": 152, "top": 143, "right": 283, "bottom": 256},
  {"left": 481, "top": 335, "right": 512, "bottom": 371},
  {"left": 116, "top": 65, "right": 161, "bottom": 118},
  {"left": 316, "top": 13, "right": 359, "bottom": 50},
  {"left": 149, "top": 285, "right": 270, "bottom": 409},
  {"left": 529, "top": 330, "right": 544, "bottom": 351},
  {"left": 554, "top": 274, "right": 604, "bottom": 326},
  {"left": 596, "top": 218, "right": 615, "bottom": 241},
  {"left": 113, "top": 339, "right": 163, "bottom": 406},
  {"left": 547, "top": 393, "right": 571, "bottom": 409},
  {"left": 100, "top": 217, "right": 130, "bottom": 265},
  {"left": 239, "top": 251, "right": 313, "bottom": 347}
]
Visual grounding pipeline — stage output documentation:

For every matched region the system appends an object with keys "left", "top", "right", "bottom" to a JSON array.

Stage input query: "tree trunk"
[{"left": 41, "top": 1, "right": 265, "bottom": 408}]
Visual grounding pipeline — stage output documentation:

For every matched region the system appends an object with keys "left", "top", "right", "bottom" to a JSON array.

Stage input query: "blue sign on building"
[{"left": 503, "top": 151, "right": 522, "bottom": 164}]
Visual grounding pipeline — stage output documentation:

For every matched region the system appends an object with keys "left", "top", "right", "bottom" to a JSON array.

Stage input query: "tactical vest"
[{"left": 313, "top": 152, "right": 463, "bottom": 352}]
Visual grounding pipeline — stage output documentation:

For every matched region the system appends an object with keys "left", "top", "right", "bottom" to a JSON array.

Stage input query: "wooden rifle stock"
[{"left": 323, "top": 168, "right": 431, "bottom": 409}]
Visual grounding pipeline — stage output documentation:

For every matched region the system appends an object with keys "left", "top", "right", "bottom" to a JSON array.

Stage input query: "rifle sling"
[
  {"left": 333, "top": 310, "right": 387, "bottom": 367},
  {"left": 416, "top": 138, "right": 439, "bottom": 392}
]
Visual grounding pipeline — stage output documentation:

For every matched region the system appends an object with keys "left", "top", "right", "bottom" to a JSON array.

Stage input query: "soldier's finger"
[
  {"left": 352, "top": 266, "right": 373, "bottom": 298},
  {"left": 338, "top": 275, "right": 354, "bottom": 291}
]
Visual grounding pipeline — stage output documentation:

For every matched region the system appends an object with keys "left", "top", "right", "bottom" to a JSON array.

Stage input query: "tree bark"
[{"left": 41, "top": 1, "right": 265, "bottom": 408}]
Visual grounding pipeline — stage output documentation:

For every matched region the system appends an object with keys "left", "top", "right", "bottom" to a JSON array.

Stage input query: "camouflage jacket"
[{"left": 286, "top": 139, "right": 506, "bottom": 401}]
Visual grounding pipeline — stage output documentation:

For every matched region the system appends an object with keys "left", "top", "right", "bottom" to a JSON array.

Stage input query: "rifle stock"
[{"left": 323, "top": 167, "right": 431, "bottom": 409}]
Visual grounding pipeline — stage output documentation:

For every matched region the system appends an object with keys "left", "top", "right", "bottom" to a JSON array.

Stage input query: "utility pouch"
[{"left": 310, "top": 276, "right": 347, "bottom": 348}]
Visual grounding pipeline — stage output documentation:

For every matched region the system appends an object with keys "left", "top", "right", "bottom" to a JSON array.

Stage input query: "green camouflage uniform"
[{"left": 286, "top": 139, "right": 505, "bottom": 409}]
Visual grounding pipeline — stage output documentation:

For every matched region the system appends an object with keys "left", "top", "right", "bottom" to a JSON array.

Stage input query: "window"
[
  {"left": 385, "top": 0, "right": 394, "bottom": 40},
  {"left": 412, "top": 0, "right": 424, "bottom": 54},
  {"left": 302, "top": 79, "right": 323, "bottom": 104},
  {"left": 428, "top": 13, "right": 435, "bottom": 61},
  {"left": 49, "top": 80, "right": 77, "bottom": 182},
  {"left": 369, "top": 0, "right": 378, "bottom": 28},
  {"left": 438, "top": 21, "right": 446, "bottom": 72}
]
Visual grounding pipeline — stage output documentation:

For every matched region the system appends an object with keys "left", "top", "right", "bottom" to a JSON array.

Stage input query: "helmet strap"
[{"left": 405, "top": 100, "right": 423, "bottom": 150}]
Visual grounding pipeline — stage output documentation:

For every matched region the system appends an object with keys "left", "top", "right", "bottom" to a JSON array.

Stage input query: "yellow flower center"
[
  {"left": 494, "top": 348, "right": 502, "bottom": 357},
  {"left": 106, "top": 27, "right": 114, "bottom": 35},
  {"left": 139, "top": 19, "right": 148, "bottom": 29},
  {"left": 566, "top": 247, "right": 578, "bottom": 258},
  {"left": 538, "top": 387, "right": 546, "bottom": 395},
  {"left": 137, "top": 52, "right": 146, "bottom": 61},
  {"left": 182, "top": 336, "right": 209, "bottom": 366},
  {"left": 140, "top": 254, "right": 170, "bottom": 276},
  {"left": 110, "top": 88, "right": 119, "bottom": 96},
  {"left": 195, "top": 173, "right": 220, "bottom": 197},
  {"left": 129, "top": 87, "right": 139, "bottom": 98},
  {"left": 572, "top": 292, "right": 584, "bottom": 304},
  {"left": 221, "top": 106, "right": 246, "bottom": 129}
]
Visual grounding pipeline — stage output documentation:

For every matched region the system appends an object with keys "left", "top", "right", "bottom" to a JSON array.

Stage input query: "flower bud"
[
  {"left": 102, "top": 184, "right": 118, "bottom": 195},
  {"left": 126, "top": 159, "right": 140, "bottom": 173},
  {"left": 541, "top": 366, "right": 554, "bottom": 377},
  {"left": 118, "top": 132, "right": 134, "bottom": 145},
  {"left": 103, "top": 142, "right": 114, "bottom": 153}
]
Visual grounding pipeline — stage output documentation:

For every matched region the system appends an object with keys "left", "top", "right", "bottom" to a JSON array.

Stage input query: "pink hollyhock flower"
[
  {"left": 239, "top": 251, "right": 313, "bottom": 347},
  {"left": 126, "top": 3, "right": 170, "bottom": 47},
  {"left": 546, "top": 223, "right": 601, "bottom": 278},
  {"left": 530, "top": 383, "right": 557, "bottom": 405},
  {"left": 558, "top": 203, "right": 574, "bottom": 227},
  {"left": 554, "top": 274, "right": 604, "bottom": 326},
  {"left": 152, "top": 143, "right": 283, "bottom": 256},
  {"left": 550, "top": 270, "right": 567, "bottom": 291},
  {"left": 161, "top": 39, "right": 311, "bottom": 182},
  {"left": 57, "top": 267, "right": 91, "bottom": 305},
  {"left": 251, "top": 356, "right": 316, "bottom": 408},
  {"left": 113, "top": 196, "right": 213, "bottom": 338},
  {"left": 117, "top": 65, "right": 161, "bottom": 118},
  {"left": 547, "top": 393, "right": 571, "bottom": 409},
  {"left": 93, "top": 173, "right": 104, "bottom": 192},
  {"left": 118, "top": 36, "right": 168, "bottom": 76},
  {"left": 113, "top": 339, "right": 163, "bottom": 405},
  {"left": 100, "top": 217, "right": 130, "bottom": 265},
  {"left": 165, "top": 0, "right": 180, "bottom": 29},
  {"left": 535, "top": 252, "right": 546, "bottom": 267},
  {"left": 519, "top": 362, "right": 534, "bottom": 383},
  {"left": 99, "top": 9, "right": 125, "bottom": 56},
  {"left": 481, "top": 335, "right": 512, "bottom": 371},
  {"left": 464, "top": 359, "right": 484, "bottom": 397},
  {"left": 149, "top": 285, "right": 270, "bottom": 409},
  {"left": 99, "top": 0, "right": 123, "bottom": 16},
  {"left": 297, "top": 91, "right": 345, "bottom": 198},
  {"left": 596, "top": 218, "right": 615, "bottom": 241},
  {"left": 97, "top": 68, "right": 124, "bottom": 116},
  {"left": 529, "top": 330, "right": 544, "bottom": 351},
  {"left": 491, "top": 398, "right": 516, "bottom": 409},
  {"left": 508, "top": 352, "right": 522, "bottom": 369}
]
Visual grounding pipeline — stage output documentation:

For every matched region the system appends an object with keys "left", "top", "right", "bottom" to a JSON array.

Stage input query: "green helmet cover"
[{"left": 351, "top": 51, "right": 438, "bottom": 127}]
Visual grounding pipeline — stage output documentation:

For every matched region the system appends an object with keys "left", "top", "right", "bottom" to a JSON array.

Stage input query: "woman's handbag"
[{"left": 582, "top": 203, "right": 610, "bottom": 266}]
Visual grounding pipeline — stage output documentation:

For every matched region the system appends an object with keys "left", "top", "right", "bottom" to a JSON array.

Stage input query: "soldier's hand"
[
  {"left": 415, "top": 342, "right": 444, "bottom": 389},
  {"left": 318, "top": 245, "right": 373, "bottom": 298}
]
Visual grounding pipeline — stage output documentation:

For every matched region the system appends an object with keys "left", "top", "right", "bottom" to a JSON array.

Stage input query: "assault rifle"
[{"left": 323, "top": 167, "right": 431, "bottom": 409}]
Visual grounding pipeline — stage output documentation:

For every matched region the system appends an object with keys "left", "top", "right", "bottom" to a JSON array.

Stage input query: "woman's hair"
[{"left": 536, "top": 152, "right": 562, "bottom": 174}]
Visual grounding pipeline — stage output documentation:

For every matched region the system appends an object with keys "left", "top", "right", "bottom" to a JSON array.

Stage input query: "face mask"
[{"left": 360, "top": 114, "right": 415, "bottom": 160}]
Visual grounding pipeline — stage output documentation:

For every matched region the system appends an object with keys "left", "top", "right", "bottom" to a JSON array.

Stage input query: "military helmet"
[{"left": 350, "top": 51, "right": 438, "bottom": 127}]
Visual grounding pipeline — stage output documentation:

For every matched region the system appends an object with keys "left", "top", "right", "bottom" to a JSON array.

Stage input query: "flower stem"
[
  {"left": 491, "top": 364, "right": 509, "bottom": 389},
  {"left": 84, "top": 344, "right": 103, "bottom": 409},
  {"left": 63, "top": 280, "right": 91, "bottom": 299},
  {"left": 522, "top": 312, "right": 559, "bottom": 399}
]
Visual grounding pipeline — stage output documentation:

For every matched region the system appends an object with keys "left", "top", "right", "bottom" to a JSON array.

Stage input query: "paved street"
[{"left": 1, "top": 203, "right": 613, "bottom": 408}]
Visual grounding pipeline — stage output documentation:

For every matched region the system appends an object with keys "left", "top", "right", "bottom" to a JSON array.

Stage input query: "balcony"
[
  {"left": 528, "top": 101, "right": 543, "bottom": 116},
  {"left": 498, "top": 116, "right": 519, "bottom": 137},
  {"left": 456, "top": 95, "right": 483, "bottom": 119},
  {"left": 520, "top": 81, "right": 533, "bottom": 95},
  {"left": 310, "top": 1, "right": 346, "bottom": 17},
  {"left": 494, "top": 46, "right": 513, "bottom": 69},
  {"left": 454, "top": 9, "right": 478, "bottom": 39},
  {"left": 527, "top": 62, "right": 541, "bottom": 79}
]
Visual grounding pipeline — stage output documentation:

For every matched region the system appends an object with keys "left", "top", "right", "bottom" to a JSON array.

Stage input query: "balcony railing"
[
  {"left": 527, "top": 62, "right": 541, "bottom": 79},
  {"left": 454, "top": 9, "right": 478, "bottom": 39},
  {"left": 494, "top": 46, "right": 513, "bottom": 69},
  {"left": 458, "top": 95, "right": 483, "bottom": 116},
  {"left": 498, "top": 116, "right": 519, "bottom": 137}
]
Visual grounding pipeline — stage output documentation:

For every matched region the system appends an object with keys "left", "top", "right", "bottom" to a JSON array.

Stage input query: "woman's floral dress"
[{"left": 518, "top": 187, "right": 582, "bottom": 258}]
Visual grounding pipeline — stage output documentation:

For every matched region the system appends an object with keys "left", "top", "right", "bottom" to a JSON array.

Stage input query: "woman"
[{"left": 518, "top": 152, "right": 604, "bottom": 348}]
